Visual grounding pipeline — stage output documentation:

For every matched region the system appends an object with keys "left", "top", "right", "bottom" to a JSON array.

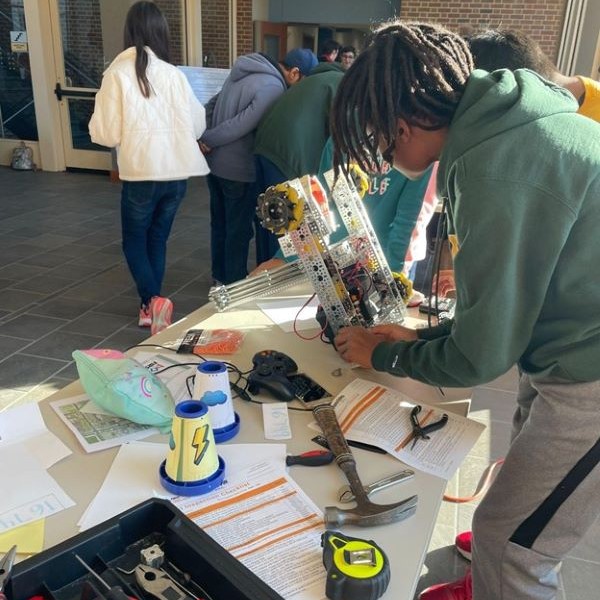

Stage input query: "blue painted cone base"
[
  {"left": 159, "top": 455, "right": 226, "bottom": 496},
  {"left": 213, "top": 412, "right": 240, "bottom": 443}
]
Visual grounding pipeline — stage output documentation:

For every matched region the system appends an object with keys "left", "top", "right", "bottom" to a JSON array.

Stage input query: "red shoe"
[
  {"left": 150, "top": 296, "right": 173, "bottom": 335},
  {"left": 455, "top": 531, "right": 472, "bottom": 561},
  {"left": 138, "top": 304, "right": 152, "bottom": 328},
  {"left": 419, "top": 571, "right": 472, "bottom": 600}
]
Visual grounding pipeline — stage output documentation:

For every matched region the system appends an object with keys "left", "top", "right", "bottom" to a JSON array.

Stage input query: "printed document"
[
  {"left": 329, "top": 378, "right": 485, "bottom": 479},
  {"left": 0, "top": 444, "right": 74, "bottom": 534},
  {"left": 50, "top": 395, "right": 156, "bottom": 453},
  {"left": 173, "top": 460, "right": 327, "bottom": 600},
  {"left": 79, "top": 443, "right": 287, "bottom": 531}
]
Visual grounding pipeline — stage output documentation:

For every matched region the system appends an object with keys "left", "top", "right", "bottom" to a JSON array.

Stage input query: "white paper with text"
[
  {"left": 329, "top": 379, "right": 484, "bottom": 480},
  {"left": 173, "top": 461, "right": 327, "bottom": 600}
]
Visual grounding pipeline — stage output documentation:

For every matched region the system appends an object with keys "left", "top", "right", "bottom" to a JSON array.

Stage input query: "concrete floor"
[{"left": 0, "top": 167, "right": 597, "bottom": 599}]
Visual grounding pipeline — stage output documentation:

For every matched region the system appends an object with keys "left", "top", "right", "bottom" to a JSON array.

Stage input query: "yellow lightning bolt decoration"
[{"left": 192, "top": 424, "right": 210, "bottom": 465}]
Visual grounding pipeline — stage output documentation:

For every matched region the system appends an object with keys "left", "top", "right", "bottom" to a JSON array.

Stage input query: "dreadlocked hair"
[{"left": 331, "top": 21, "right": 474, "bottom": 177}]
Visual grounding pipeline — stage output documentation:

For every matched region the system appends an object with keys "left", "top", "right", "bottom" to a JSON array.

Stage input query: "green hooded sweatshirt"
[
  {"left": 372, "top": 69, "right": 600, "bottom": 387},
  {"left": 254, "top": 62, "right": 345, "bottom": 178}
]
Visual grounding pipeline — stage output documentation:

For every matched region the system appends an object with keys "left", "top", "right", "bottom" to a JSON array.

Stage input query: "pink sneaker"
[
  {"left": 138, "top": 305, "right": 152, "bottom": 328},
  {"left": 419, "top": 571, "right": 472, "bottom": 600},
  {"left": 150, "top": 296, "right": 173, "bottom": 335},
  {"left": 407, "top": 289, "right": 425, "bottom": 308},
  {"left": 455, "top": 531, "right": 472, "bottom": 561}
]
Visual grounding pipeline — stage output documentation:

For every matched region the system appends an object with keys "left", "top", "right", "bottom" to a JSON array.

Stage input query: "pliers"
[
  {"left": 409, "top": 405, "right": 448, "bottom": 450},
  {"left": 0, "top": 545, "right": 16, "bottom": 600}
]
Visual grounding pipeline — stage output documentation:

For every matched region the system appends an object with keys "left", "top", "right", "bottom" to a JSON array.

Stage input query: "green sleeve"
[
  {"left": 372, "top": 174, "right": 577, "bottom": 387},
  {"left": 416, "top": 320, "right": 453, "bottom": 340}
]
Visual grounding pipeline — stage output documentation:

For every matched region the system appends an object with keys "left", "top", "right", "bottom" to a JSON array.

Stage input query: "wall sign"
[{"left": 10, "top": 31, "right": 28, "bottom": 53}]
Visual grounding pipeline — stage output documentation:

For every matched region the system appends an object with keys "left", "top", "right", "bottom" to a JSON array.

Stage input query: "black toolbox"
[{"left": 7, "top": 498, "right": 284, "bottom": 600}]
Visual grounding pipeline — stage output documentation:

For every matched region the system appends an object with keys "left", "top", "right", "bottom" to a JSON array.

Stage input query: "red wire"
[
  {"left": 443, "top": 458, "right": 505, "bottom": 504},
  {"left": 293, "top": 293, "right": 326, "bottom": 340}
]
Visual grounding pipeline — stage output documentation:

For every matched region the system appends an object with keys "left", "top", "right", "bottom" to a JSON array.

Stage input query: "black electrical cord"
[
  {"left": 125, "top": 344, "right": 321, "bottom": 411},
  {"left": 427, "top": 197, "right": 448, "bottom": 330},
  {"left": 426, "top": 198, "right": 449, "bottom": 397}
]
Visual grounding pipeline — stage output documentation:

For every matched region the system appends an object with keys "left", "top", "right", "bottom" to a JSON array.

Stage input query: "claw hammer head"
[
  {"left": 312, "top": 403, "right": 419, "bottom": 527},
  {"left": 324, "top": 493, "right": 418, "bottom": 527}
]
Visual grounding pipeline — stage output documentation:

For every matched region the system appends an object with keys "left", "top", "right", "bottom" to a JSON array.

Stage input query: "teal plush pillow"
[{"left": 72, "top": 349, "right": 174, "bottom": 432}]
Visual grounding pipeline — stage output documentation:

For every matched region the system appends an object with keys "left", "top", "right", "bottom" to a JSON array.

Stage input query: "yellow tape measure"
[{"left": 321, "top": 531, "right": 390, "bottom": 600}]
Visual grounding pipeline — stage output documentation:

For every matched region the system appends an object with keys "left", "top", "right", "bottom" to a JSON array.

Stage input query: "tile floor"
[{"left": 0, "top": 167, "right": 597, "bottom": 599}]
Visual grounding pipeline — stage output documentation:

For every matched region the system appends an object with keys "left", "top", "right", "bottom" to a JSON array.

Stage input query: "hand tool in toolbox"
[
  {"left": 312, "top": 403, "right": 417, "bottom": 527},
  {"left": 321, "top": 531, "right": 390, "bottom": 600},
  {"left": 408, "top": 405, "right": 448, "bottom": 450},
  {"left": 74, "top": 554, "right": 136, "bottom": 600},
  {"left": 0, "top": 545, "right": 16, "bottom": 600},
  {"left": 135, "top": 565, "right": 195, "bottom": 600},
  {"left": 337, "top": 469, "right": 414, "bottom": 503},
  {"left": 286, "top": 449, "right": 335, "bottom": 466}
]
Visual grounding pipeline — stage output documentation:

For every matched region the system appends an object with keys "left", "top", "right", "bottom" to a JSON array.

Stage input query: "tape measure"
[{"left": 321, "top": 531, "right": 390, "bottom": 600}]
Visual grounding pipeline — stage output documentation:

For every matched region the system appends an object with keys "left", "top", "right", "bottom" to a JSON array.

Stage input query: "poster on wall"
[{"left": 178, "top": 66, "right": 230, "bottom": 105}]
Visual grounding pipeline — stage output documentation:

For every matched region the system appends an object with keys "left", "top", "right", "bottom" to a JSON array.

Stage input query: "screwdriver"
[
  {"left": 74, "top": 554, "right": 136, "bottom": 600},
  {"left": 286, "top": 449, "right": 334, "bottom": 466}
]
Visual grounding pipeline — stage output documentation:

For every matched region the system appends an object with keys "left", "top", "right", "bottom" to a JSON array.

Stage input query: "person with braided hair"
[{"left": 331, "top": 20, "right": 600, "bottom": 600}]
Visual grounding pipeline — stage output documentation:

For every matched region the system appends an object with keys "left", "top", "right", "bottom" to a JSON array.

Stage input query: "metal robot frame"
[{"left": 209, "top": 170, "right": 407, "bottom": 337}]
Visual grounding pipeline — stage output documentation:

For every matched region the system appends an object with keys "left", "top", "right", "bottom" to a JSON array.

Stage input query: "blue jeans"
[
  {"left": 254, "top": 155, "right": 286, "bottom": 265},
  {"left": 121, "top": 180, "right": 187, "bottom": 305},
  {"left": 207, "top": 173, "right": 257, "bottom": 284}
]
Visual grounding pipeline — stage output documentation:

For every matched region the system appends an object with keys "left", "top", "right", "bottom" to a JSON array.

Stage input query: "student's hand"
[
  {"left": 248, "top": 258, "right": 285, "bottom": 276},
  {"left": 334, "top": 327, "right": 383, "bottom": 368},
  {"left": 199, "top": 141, "right": 212, "bottom": 154},
  {"left": 369, "top": 324, "right": 419, "bottom": 342},
  {"left": 432, "top": 269, "right": 456, "bottom": 298}
]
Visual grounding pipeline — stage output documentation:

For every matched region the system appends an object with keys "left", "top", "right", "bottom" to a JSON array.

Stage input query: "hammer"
[{"left": 313, "top": 403, "right": 418, "bottom": 527}]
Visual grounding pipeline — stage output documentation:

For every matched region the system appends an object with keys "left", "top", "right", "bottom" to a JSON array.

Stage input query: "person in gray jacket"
[{"left": 201, "top": 48, "right": 317, "bottom": 284}]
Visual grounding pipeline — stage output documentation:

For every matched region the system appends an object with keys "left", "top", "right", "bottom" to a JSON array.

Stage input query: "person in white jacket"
[{"left": 89, "top": 1, "right": 209, "bottom": 335}]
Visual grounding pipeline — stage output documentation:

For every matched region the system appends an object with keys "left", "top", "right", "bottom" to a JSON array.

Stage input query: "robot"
[{"left": 209, "top": 170, "right": 408, "bottom": 340}]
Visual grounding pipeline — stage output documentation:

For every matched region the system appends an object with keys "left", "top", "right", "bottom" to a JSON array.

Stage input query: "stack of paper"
[{"left": 0, "top": 404, "right": 74, "bottom": 545}]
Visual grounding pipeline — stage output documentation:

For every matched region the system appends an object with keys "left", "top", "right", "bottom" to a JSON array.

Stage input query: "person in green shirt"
[
  {"left": 330, "top": 21, "right": 600, "bottom": 600},
  {"left": 254, "top": 61, "right": 345, "bottom": 263}
]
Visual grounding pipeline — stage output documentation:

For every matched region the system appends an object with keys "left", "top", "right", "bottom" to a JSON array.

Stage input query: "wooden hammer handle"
[{"left": 312, "top": 404, "right": 353, "bottom": 459}]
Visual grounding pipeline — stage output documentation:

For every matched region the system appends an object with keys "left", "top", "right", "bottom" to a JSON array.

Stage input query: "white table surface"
[{"left": 38, "top": 287, "right": 472, "bottom": 600}]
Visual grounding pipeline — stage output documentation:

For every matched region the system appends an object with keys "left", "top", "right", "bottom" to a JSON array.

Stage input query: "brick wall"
[
  {"left": 237, "top": 0, "right": 254, "bottom": 57},
  {"left": 399, "top": 0, "right": 568, "bottom": 61},
  {"left": 201, "top": 0, "right": 230, "bottom": 67},
  {"left": 155, "top": 0, "right": 184, "bottom": 65}
]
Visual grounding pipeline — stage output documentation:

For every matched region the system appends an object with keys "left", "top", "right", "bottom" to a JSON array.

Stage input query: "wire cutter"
[
  {"left": 0, "top": 545, "right": 16, "bottom": 600},
  {"left": 409, "top": 405, "right": 448, "bottom": 450}
]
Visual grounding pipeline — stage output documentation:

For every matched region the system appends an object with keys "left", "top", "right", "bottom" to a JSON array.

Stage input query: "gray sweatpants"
[{"left": 471, "top": 373, "right": 600, "bottom": 600}]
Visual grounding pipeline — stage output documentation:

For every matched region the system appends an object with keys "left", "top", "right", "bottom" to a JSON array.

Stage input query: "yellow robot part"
[
  {"left": 348, "top": 163, "right": 370, "bottom": 198},
  {"left": 392, "top": 271, "right": 413, "bottom": 305},
  {"left": 256, "top": 183, "right": 305, "bottom": 235}
]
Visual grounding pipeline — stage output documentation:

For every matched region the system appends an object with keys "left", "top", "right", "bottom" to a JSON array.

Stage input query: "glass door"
[
  {"left": 0, "top": 0, "right": 38, "bottom": 143},
  {"left": 49, "top": 0, "right": 185, "bottom": 171}
]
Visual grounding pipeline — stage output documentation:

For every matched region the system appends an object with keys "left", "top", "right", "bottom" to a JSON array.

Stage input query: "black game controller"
[{"left": 247, "top": 350, "right": 299, "bottom": 402}]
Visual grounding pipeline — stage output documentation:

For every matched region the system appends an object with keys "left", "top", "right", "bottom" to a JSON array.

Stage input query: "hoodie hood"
[
  {"left": 229, "top": 52, "right": 284, "bottom": 84},
  {"left": 438, "top": 68, "right": 578, "bottom": 198}
]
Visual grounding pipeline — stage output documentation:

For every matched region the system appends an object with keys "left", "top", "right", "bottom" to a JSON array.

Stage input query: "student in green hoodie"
[
  {"left": 330, "top": 21, "right": 600, "bottom": 600},
  {"left": 254, "top": 61, "right": 345, "bottom": 263}
]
